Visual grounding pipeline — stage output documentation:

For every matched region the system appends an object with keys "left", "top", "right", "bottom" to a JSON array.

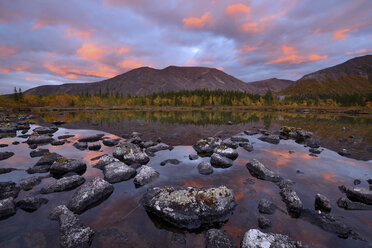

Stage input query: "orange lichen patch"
[{"left": 183, "top": 12, "right": 214, "bottom": 29}]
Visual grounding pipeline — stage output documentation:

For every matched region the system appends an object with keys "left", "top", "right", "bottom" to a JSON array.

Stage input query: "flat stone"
[
  {"left": 230, "top": 136, "right": 249, "bottom": 142},
  {"left": 346, "top": 187, "right": 372, "bottom": 205},
  {"left": 244, "top": 130, "right": 258, "bottom": 136},
  {"left": 20, "top": 176, "right": 44, "bottom": 191},
  {"left": 0, "top": 197, "right": 16, "bottom": 219},
  {"left": 258, "top": 135, "right": 280, "bottom": 144},
  {"left": 160, "top": 159, "right": 181, "bottom": 166},
  {"left": 0, "top": 151, "right": 14, "bottom": 161},
  {"left": 113, "top": 142, "right": 150, "bottom": 165},
  {"left": 133, "top": 165, "right": 159, "bottom": 187},
  {"left": 0, "top": 182, "right": 20, "bottom": 200},
  {"left": 145, "top": 143, "right": 173, "bottom": 155},
  {"left": 33, "top": 126, "right": 58, "bottom": 134},
  {"left": 93, "top": 154, "right": 119, "bottom": 170},
  {"left": 337, "top": 197, "right": 372, "bottom": 210},
  {"left": 241, "top": 229, "right": 306, "bottom": 248},
  {"left": 78, "top": 134, "right": 104, "bottom": 142},
  {"left": 197, "top": 161, "right": 213, "bottom": 175},
  {"left": 16, "top": 196, "right": 48, "bottom": 212},
  {"left": 30, "top": 148, "right": 49, "bottom": 157},
  {"left": 58, "top": 135, "right": 75, "bottom": 139},
  {"left": 205, "top": 229, "right": 235, "bottom": 248},
  {"left": 210, "top": 153, "right": 233, "bottom": 168},
  {"left": 103, "top": 162, "right": 136, "bottom": 184},
  {"left": 40, "top": 175, "right": 85, "bottom": 194},
  {"left": 51, "top": 140, "right": 65, "bottom": 146},
  {"left": 73, "top": 142, "right": 88, "bottom": 150},
  {"left": 246, "top": 159, "right": 282, "bottom": 183},
  {"left": 258, "top": 199, "right": 276, "bottom": 214}
]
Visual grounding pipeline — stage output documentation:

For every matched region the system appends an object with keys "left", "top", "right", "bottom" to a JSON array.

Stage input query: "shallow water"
[{"left": 0, "top": 111, "right": 371, "bottom": 247}]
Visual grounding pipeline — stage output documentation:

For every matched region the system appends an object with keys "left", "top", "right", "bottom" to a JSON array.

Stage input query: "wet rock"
[
  {"left": 0, "top": 182, "right": 20, "bottom": 200},
  {"left": 33, "top": 126, "right": 58, "bottom": 134},
  {"left": 189, "top": 154, "right": 199, "bottom": 160},
  {"left": 67, "top": 177, "right": 114, "bottom": 214},
  {"left": 230, "top": 136, "right": 249, "bottom": 143},
  {"left": 193, "top": 137, "right": 222, "bottom": 156},
  {"left": 277, "top": 179, "right": 295, "bottom": 189},
  {"left": 102, "top": 138, "right": 120, "bottom": 147},
  {"left": 295, "top": 130, "right": 313, "bottom": 142},
  {"left": 367, "top": 179, "right": 372, "bottom": 185},
  {"left": 146, "top": 143, "right": 173, "bottom": 155},
  {"left": 205, "top": 229, "right": 235, "bottom": 248},
  {"left": 16, "top": 196, "right": 48, "bottom": 212},
  {"left": 30, "top": 148, "right": 49, "bottom": 157},
  {"left": 309, "top": 153, "right": 318, "bottom": 157},
  {"left": 0, "top": 151, "right": 14, "bottom": 161},
  {"left": 197, "top": 161, "right": 213, "bottom": 175},
  {"left": 221, "top": 140, "right": 239, "bottom": 149},
  {"left": 114, "top": 143, "right": 150, "bottom": 165},
  {"left": 29, "top": 144, "right": 37, "bottom": 149},
  {"left": 315, "top": 193, "right": 331, "bottom": 212},
  {"left": 73, "top": 142, "right": 87, "bottom": 150},
  {"left": 103, "top": 162, "right": 136, "bottom": 184},
  {"left": 258, "top": 134, "right": 280, "bottom": 144},
  {"left": 338, "top": 185, "right": 347, "bottom": 194},
  {"left": 49, "top": 205, "right": 94, "bottom": 248},
  {"left": 58, "top": 134, "right": 75, "bottom": 139},
  {"left": 353, "top": 179, "right": 361, "bottom": 185},
  {"left": 160, "top": 159, "right": 181, "bottom": 166},
  {"left": 27, "top": 153, "right": 64, "bottom": 174},
  {"left": 50, "top": 158, "right": 87, "bottom": 178},
  {"left": 289, "top": 150, "right": 295, "bottom": 154},
  {"left": 246, "top": 159, "right": 282, "bottom": 183},
  {"left": 93, "top": 154, "right": 119, "bottom": 170},
  {"left": 78, "top": 134, "right": 104, "bottom": 142},
  {"left": 280, "top": 187, "right": 303, "bottom": 216},
  {"left": 244, "top": 130, "right": 258, "bottom": 136},
  {"left": 0, "top": 197, "right": 16, "bottom": 219},
  {"left": 258, "top": 215, "right": 272, "bottom": 229},
  {"left": 52, "top": 120, "right": 66, "bottom": 125},
  {"left": 141, "top": 141, "right": 156, "bottom": 149},
  {"left": 258, "top": 199, "right": 276, "bottom": 214},
  {"left": 88, "top": 142, "right": 101, "bottom": 151},
  {"left": 338, "top": 148, "right": 351, "bottom": 157},
  {"left": 309, "top": 148, "right": 321, "bottom": 154},
  {"left": 0, "top": 168, "right": 17, "bottom": 175},
  {"left": 26, "top": 134, "right": 54, "bottom": 144},
  {"left": 12, "top": 141, "right": 19, "bottom": 145},
  {"left": 141, "top": 185, "right": 237, "bottom": 229},
  {"left": 210, "top": 153, "right": 233, "bottom": 168},
  {"left": 306, "top": 139, "right": 320, "bottom": 148},
  {"left": 20, "top": 176, "right": 44, "bottom": 191},
  {"left": 40, "top": 175, "right": 85, "bottom": 194},
  {"left": 51, "top": 140, "right": 65, "bottom": 146},
  {"left": 346, "top": 187, "right": 372, "bottom": 205},
  {"left": 133, "top": 165, "right": 159, "bottom": 187},
  {"left": 337, "top": 197, "right": 372, "bottom": 210},
  {"left": 241, "top": 229, "right": 306, "bottom": 248},
  {"left": 213, "top": 146, "right": 239, "bottom": 160},
  {"left": 0, "top": 144, "right": 8, "bottom": 147},
  {"left": 242, "top": 143, "right": 253, "bottom": 152}
]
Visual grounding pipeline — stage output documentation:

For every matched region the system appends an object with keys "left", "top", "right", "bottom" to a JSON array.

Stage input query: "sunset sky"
[{"left": 0, "top": 0, "right": 371, "bottom": 94}]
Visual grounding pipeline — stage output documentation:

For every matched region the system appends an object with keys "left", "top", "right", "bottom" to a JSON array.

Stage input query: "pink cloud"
[{"left": 183, "top": 12, "right": 214, "bottom": 29}]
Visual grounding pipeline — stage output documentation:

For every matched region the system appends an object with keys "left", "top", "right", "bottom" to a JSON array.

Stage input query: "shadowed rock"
[
  {"left": 346, "top": 187, "right": 372, "bottom": 205},
  {"left": 213, "top": 146, "right": 238, "bottom": 160},
  {"left": 258, "top": 215, "right": 272, "bottom": 229},
  {"left": 0, "top": 151, "right": 14, "bottom": 161},
  {"left": 241, "top": 229, "right": 306, "bottom": 248},
  {"left": 27, "top": 153, "right": 64, "bottom": 174},
  {"left": 20, "top": 176, "right": 44, "bottom": 191},
  {"left": 73, "top": 142, "right": 88, "bottom": 150},
  {"left": 315, "top": 193, "right": 331, "bottom": 212},
  {"left": 93, "top": 155, "right": 119, "bottom": 170},
  {"left": 26, "top": 134, "right": 54, "bottom": 144},
  {"left": 197, "top": 161, "right": 213, "bottom": 175},
  {"left": 102, "top": 138, "right": 120, "bottom": 147},
  {"left": 33, "top": 126, "right": 58, "bottom": 134},
  {"left": 145, "top": 143, "right": 173, "bottom": 155},
  {"left": 189, "top": 154, "right": 199, "bottom": 160},
  {"left": 113, "top": 142, "right": 150, "bottom": 165},
  {"left": 210, "top": 153, "right": 233, "bottom": 168},
  {"left": 230, "top": 136, "right": 249, "bottom": 143},
  {"left": 30, "top": 148, "right": 49, "bottom": 157},
  {"left": 0, "top": 197, "right": 16, "bottom": 220},
  {"left": 280, "top": 187, "right": 303, "bottom": 217},
  {"left": 51, "top": 140, "right": 65, "bottom": 146},
  {"left": 160, "top": 159, "right": 181, "bottom": 166},
  {"left": 103, "top": 162, "right": 136, "bottom": 184},
  {"left": 88, "top": 142, "right": 101, "bottom": 151},
  {"left": 0, "top": 182, "right": 20, "bottom": 200},
  {"left": 258, "top": 199, "right": 276, "bottom": 214},
  {"left": 258, "top": 135, "right": 280, "bottom": 144},
  {"left": 134, "top": 165, "right": 159, "bottom": 187},
  {"left": 246, "top": 159, "right": 282, "bottom": 183},
  {"left": 41, "top": 175, "right": 85, "bottom": 194},
  {"left": 50, "top": 158, "right": 86, "bottom": 178},
  {"left": 0, "top": 168, "right": 18, "bottom": 175},
  {"left": 193, "top": 137, "right": 222, "bottom": 156},
  {"left": 78, "top": 134, "right": 104, "bottom": 142},
  {"left": 337, "top": 197, "right": 372, "bottom": 210},
  {"left": 58, "top": 134, "right": 75, "bottom": 139},
  {"left": 16, "top": 196, "right": 48, "bottom": 212},
  {"left": 205, "top": 229, "right": 236, "bottom": 248}
]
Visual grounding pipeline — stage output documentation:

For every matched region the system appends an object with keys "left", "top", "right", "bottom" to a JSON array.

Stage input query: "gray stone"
[
  {"left": 213, "top": 146, "right": 239, "bottom": 160},
  {"left": 193, "top": 137, "right": 222, "bottom": 156},
  {"left": 306, "top": 139, "right": 320, "bottom": 148},
  {"left": 102, "top": 138, "right": 120, "bottom": 147},
  {"left": 33, "top": 126, "right": 58, "bottom": 134},
  {"left": 258, "top": 135, "right": 280, "bottom": 144},
  {"left": 210, "top": 153, "right": 233, "bottom": 168},
  {"left": 205, "top": 229, "right": 235, "bottom": 248},
  {"left": 50, "top": 159, "right": 87, "bottom": 177},
  {"left": 20, "top": 176, "right": 44, "bottom": 191},
  {"left": 113, "top": 142, "right": 150, "bottom": 165},
  {"left": 241, "top": 229, "right": 306, "bottom": 248},
  {"left": 41, "top": 175, "right": 85, "bottom": 194},
  {"left": 88, "top": 142, "right": 101, "bottom": 151},
  {"left": 73, "top": 142, "right": 88, "bottom": 150},
  {"left": 315, "top": 193, "right": 331, "bottom": 212},
  {"left": 189, "top": 154, "right": 199, "bottom": 160},
  {"left": 338, "top": 148, "right": 351, "bottom": 157},
  {"left": 346, "top": 187, "right": 372, "bottom": 205},
  {"left": 0, "top": 151, "right": 14, "bottom": 161},
  {"left": 230, "top": 136, "right": 249, "bottom": 142},
  {"left": 0, "top": 168, "right": 17, "bottom": 175},
  {"left": 244, "top": 130, "right": 258, "bottom": 136},
  {"left": 221, "top": 140, "right": 239, "bottom": 149},
  {"left": 258, "top": 216, "right": 272, "bottom": 229},
  {"left": 103, "top": 162, "right": 136, "bottom": 184},
  {"left": 280, "top": 187, "right": 303, "bottom": 216},
  {"left": 258, "top": 199, "right": 276, "bottom": 214},
  {"left": 197, "top": 161, "right": 213, "bottom": 175},
  {"left": 337, "top": 197, "right": 372, "bottom": 210},
  {"left": 30, "top": 148, "right": 49, "bottom": 157},
  {"left": 52, "top": 140, "right": 65, "bottom": 146},
  {"left": 78, "top": 134, "right": 104, "bottom": 142},
  {"left": 27, "top": 134, "right": 54, "bottom": 144},
  {"left": 309, "top": 148, "right": 321, "bottom": 154},
  {"left": 93, "top": 154, "right": 119, "bottom": 170},
  {"left": 246, "top": 159, "right": 282, "bottom": 183},
  {"left": 58, "top": 135, "right": 75, "bottom": 139},
  {"left": 16, "top": 196, "right": 48, "bottom": 212},
  {"left": 145, "top": 143, "right": 173, "bottom": 154},
  {"left": 133, "top": 165, "right": 159, "bottom": 187},
  {"left": 242, "top": 143, "right": 253, "bottom": 152},
  {"left": 0, "top": 182, "right": 20, "bottom": 200},
  {"left": 0, "top": 197, "right": 16, "bottom": 219},
  {"left": 27, "top": 153, "right": 64, "bottom": 174}
]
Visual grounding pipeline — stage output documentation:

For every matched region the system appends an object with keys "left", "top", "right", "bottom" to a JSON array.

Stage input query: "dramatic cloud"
[{"left": 0, "top": 0, "right": 371, "bottom": 94}]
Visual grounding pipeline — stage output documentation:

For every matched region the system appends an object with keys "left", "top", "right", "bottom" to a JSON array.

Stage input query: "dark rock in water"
[
  {"left": 227, "top": 121, "right": 233, "bottom": 125},
  {"left": 127, "top": 135, "right": 142, "bottom": 145},
  {"left": 141, "top": 141, "right": 157, "bottom": 149},
  {"left": 0, "top": 144, "right": 8, "bottom": 147},
  {"left": 258, "top": 135, "right": 280, "bottom": 144},
  {"left": 30, "top": 148, "right": 49, "bottom": 157},
  {"left": 242, "top": 143, "right": 254, "bottom": 152},
  {"left": 102, "top": 138, "right": 120, "bottom": 147},
  {"left": 289, "top": 150, "right": 295, "bottom": 154},
  {"left": 349, "top": 135, "right": 361, "bottom": 139},
  {"left": 103, "top": 162, "right": 136, "bottom": 184},
  {"left": 205, "top": 229, "right": 235, "bottom": 248},
  {"left": 146, "top": 143, "right": 173, "bottom": 155},
  {"left": 12, "top": 141, "right": 19, "bottom": 145},
  {"left": 141, "top": 185, "right": 236, "bottom": 229},
  {"left": 58, "top": 134, "right": 75, "bottom": 139},
  {"left": 0, "top": 168, "right": 17, "bottom": 175},
  {"left": 0, "top": 182, "right": 20, "bottom": 200},
  {"left": 52, "top": 120, "right": 66, "bottom": 125},
  {"left": 230, "top": 136, "right": 249, "bottom": 143},
  {"left": 338, "top": 185, "right": 347, "bottom": 193},
  {"left": 258, "top": 199, "right": 276, "bottom": 214},
  {"left": 244, "top": 130, "right": 258, "bottom": 136},
  {"left": 88, "top": 142, "right": 101, "bottom": 151},
  {"left": 0, "top": 151, "right": 14, "bottom": 161},
  {"left": 315, "top": 193, "right": 331, "bottom": 212},
  {"left": 353, "top": 179, "right": 361, "bottom": 185},
  {"left": 96, "top": 228, "right": 129, "bottom": 242},
  {"left": 189, "top": 154, "right": 199, "bottom": 160},
  {"left": 16, "top": 196, "right": 48, "bottom": 212},
  {"left": 221, "top": 140, "right": 239, "bottom": 149},
  {"left": 346, "top": 187, "right": 372, "bottom": 205},
  {"left": 337, "top": 197, "right": 372, "bottom": 210},
  {"left": 40, "top": 175, "right": 85, "bottom": 194},
  {"left": 241, "top": 229, "right": 306, "bottom": 248},
  {"left": 67, "top": 177, "right": 114, "bottom": 214},
  {"left": 367, "top": 179, "right": 372, "bottom": 185},
  {"left": 113, "top": 142, "right": 150, "bottom": 165},
  {"left": 308, "top": 153, "right": 318, "bottom": 157},
  {"left": 296, "top": 170, "right": 304, "bottom": 174},
  {"left": 50, "top": 158, "right": 87, "bottom": 178},
  {"left": 51, "top": 140, "right": 65, "bottom": 146},
  {"left": 213, "top": 146, "right": 239, "bottom": 160},
  {"left": 309, "top": 148, "right": 321, "bottom": 154},
  {"left": 210, "top": 153, "right": 233, "bottom": 168},
  {"left": 160, "top": 159, "right": 181, "bottom": 166},
  {"left": 78, "top": 134, "right": 104, "bottom": 142},
  {"left": 133, "top": 165, "right": 159, "bottom": 187},
  {"left": 246, "top": 159, "right": 282, "bottom": 183},
  {"left": 20, "top": 176, "right": 44, "bottom": 191},
  {"left": 33, "top": 126, "right": 58, "bottom": 134},
  {"left": 277, "top": 179, "right": 295, "bottom": 189},
  {"left": 193, "top": 137, "right": 222, "bottom": 156},
  {"left": 29, "top": 144, "right": 37, "bottom": 149},
  {"left": 338, "top": 149, "right": 351, "bottom": 157},
  {"left": 49, "top": 205, "right": 94, "bottom": 248},
  {"left": 258, "top": 215, "right": 272, "bottom": 229},
  {"left": 306, "top": 139, "right": 320, "bottom": 148},
  {"left": 27, "top": 134, "right": 54, "bottom": 144},
  {"left": 73, "top": 142, "right": 88, "bottom": 150},
  {"left": 280, "top": 187, "right": 303, "bottom": 217},
  {"left": 27, "top": 153, "right": 64, "bottom": 174},
  {"left": 0, "top": 197, "right": 16, "bottom": 219},
  {"left": 339, "top": 138, "right": 348, "bottom": 143},
  {"left": 93, "top": 155, "right": 119, "bottom": 170},
  {"left": 197, "top": 161, "right": 213, "bottom": 175}
]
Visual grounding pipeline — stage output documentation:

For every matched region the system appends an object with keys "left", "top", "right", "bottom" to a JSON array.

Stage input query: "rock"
[
  {"left": 210, "top": 153, "right": 233, "bottom": 168},
  {"left": 16, "top": 196, "right": 48, "bottom": 212},
  {"left": 160, "top": 159, "right": 181, "bottom": 166},
  {"left": 58, "top": 134, "right": 75, "bottom": 139},
  {"left": 0, "top": 144, "right": 8, "bottom": 147},
  {"left": 12, "top": 141, "right": 19, "bottom": 145},
  {"left": 221, "top": 140, "right": 239, "bottom": 149},
  {"left": 0, "top": 151, "right": 14, "bottom": 161},
  {"left": 52, "top": 120, "right": 66, "bottom": 125},
  {"left": 353, "top": 179, "right": 361, "bottom": 185},
  {"left": 346, "top": 187, "right": 372, "bottom": 205},
  {"left": 102, "top": 138, "right": 120, "bottom": 147},
  {"left": 189, "top": 154, "right": 199, "bottom": 160},
  {"left": 133, "top": 165, "right": 159, "bottom": 187},
  {"left": 241, "top": 229, "right": 306, "bottom": 248},
  {"left": 309, "top": 148, "right": 321, "bottom": 154},
  {"left": 171, "top": 233, "right": 186, "bottom": 247},
  {"left": 49, "top": 205, "right": 94, "bottom": 248},
  {"left": 141, "top": 141, "right": 156, "bottom": 148},
  {"left": 315, "top": 193, "right": 331, "bottom": 212},
  {"left": 367, "top": 179, "right": 372, "bottom": 184},
  {"left": 246, "top": 159, "right": 282, "bottom": 183},
  {"left": 193, "top": 137, "right": 222, "bottom": 156},
  {"left": 213, "top": 146, "right": 239, "bottom": 160},
  {"left": 0, "top": 168, "right": 17, "bottom": 174},
  {"left": 78, "top": 134, "right": 104, "bottom": 142},
  {"left": 289, "top": 150, "right": 295, "bottom": 154},
  {"left": 40, "top": 175, "right": 85, "bottom": 194},
  {"left": 337, "top": 197, "right": 372, "bottom": 210},
  {"left": 113, "top": 143, "right": 150, "bottom": 165},
  {"left": 33, "top": 126, "right": 58, "bottom": 134},
  {"left": 26, "top": 134, "right": 54, "bottom": 144},
  {"left": 280, "top": 187, "right": 303, "bottom": 216},
  {"left": 277, "top": 179, "right": 295, "bottom": 189},
  {"left": 27, "top": 153, "right": 64, "bottom": 174},
  {"left": 141, "top": 185, "right": 236, "bottom": 229},
  {"left": 227, "top": 121, "right": 233, "bottom": 125},
  {"left": 29, "top": 144, "right": 37, "bottom": 149},
  {"left": 30, "top": 148, "right": 49, "bottom": 157},
  {"left": 103, "top": 162, "right": 136, "bottom": 184},
  {"left": 73, "top": 142, "right": 88, "bottom": 150},
  {"left": 258, "top": 199, "right": 276, "bottom": 214},
  {"left": 50, "top": 158, "right": 87, "bottom": 178},
  {"left": 93, "top": 154, "right": 119, "bottom": 170},
  {"left": 258, "top": 216, "right": 272, "bottom": 229},
  {"left": 258, "top": 135, "right": 280, "bottom": 144},
  {"left": 67, "top": 177, "right": 114, "bottom": 214},
  {"left": 0, "top": 182, "right": 20, "bottom": 200},
  {"left": 0, "top": 197, "right": 16, "bottom": 219},
  {"left": 205, "top": 229, "right": 235, "bottom": 248},
  {"left": 338, "top": 149, "right": 351, "bottom": 157},
  {"left": 230, "top": 136, "right": 249, "bottom": 142},
  {"left": 197, "top": 161, "right": 213, "bottom": 175},
  {"left": 306, "top": 139, "right": 320, "bottom": 148},
  {"left": 338, "top": 185, "right": 347, "bottom": 193},
  {"left": 20, "top": 176, "right": 44, "bottom": 191},
  {"left": 88, "top": 142, "right": 101, "bottom": 151},
  {"left": 51, "top": 140, "right": 65, "bottom": 146},
  {"left": 242, "top": 143, "right": 253, "bottom": 152},
  {"left": 295, "top": 130, "right": 313, "bottom": 141},
  {"left": 145, "top": 143, "right": 173, "bottom": 155},
  {"left": 244, "top": 130, "right": 258, "bottom": 136}
]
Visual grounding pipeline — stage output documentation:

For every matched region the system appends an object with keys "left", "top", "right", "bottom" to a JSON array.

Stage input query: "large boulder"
[
  {"left": 241, "top": 229, "right": 306, "bottom": 248},
  {"left": 103, "top": 162, "right": 136, "bottom": 184},
  {"left": 50, "top": 158, "right": 87, "bottom": 178},
  {"left": 193, "top": 137, "right": 222, "bottom": 156},
  {"left": 141, "top": 186, "right": 237, "bottom": 229},
  {"left": 0, "top": 151, "right": 14, "bottom": 161},
  {"left": 33, "top": 126, "right": 58, "bottom": 134},
  {"left": 205, "top": 229, "right": 235, "bottom": 248},
  {"left": 346, "top": 187, "right": 372, "bottom": 205},
  {"left": 246, "top": 159, "right": 282, "bottom": 183},
  {"left": 0, "top": 197, "right": 16, "bottom": 219},
  {"left": 27, "top": 153, "right": 64, "bottom": 174},
  {"left": 93, "top": 154, "right": 119, "bottom": 170},
  {"left": 16, "top": 196, "right": 48, "bottom": 212},
  {"left": 49, "top": 205, "right": 94, "bottom": 248},
  {"left": 213, "top": 146, "right": 239, "bottom": 160},
  {"left": 0, "top": 181, "right": 20, "bottom": 200},
  {"left": 210, "top": 153, "right": 233, "bottom": 168},
  {"left": 40, "top": 175, "right": 85, "bottom": 194},
  {"left": 67, "top": 177, "right": 114, "bottom": 214},
  {"left": 113, "top": 142, "right": 150, "bottom": 165},
  {"left": 133, "top": 165, "right": 159, "bottom": 187},
  {"left": 26, "top": 134, "right": 54, "bottom": 144},
  {"left": 197, "top": 161, "right": 213, "bottom": 175}
]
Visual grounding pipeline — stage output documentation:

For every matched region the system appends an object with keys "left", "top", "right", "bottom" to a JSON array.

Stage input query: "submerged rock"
[
  {"left": 160, "top": 159, "right": 181, "bottom": 166},
  {"left": 58, "top": 134, "right": 75, "bottom": 139},
  {"left": 0, "top": 197, "right": 16, "bottom": 219},
  {"left": 30, "top": 148, "right": 49, "bottom": 157},
  {"left": 16, "top": 196, "right": 48, "bottom": 212},
  {"left": 242, "top": 143, "right": 253, "bottom": 152},
  {"left": 258, "top": 215, "right": 272, "bottom": 229},
  {"left": 52, "top": 120, "right": 66, "bottom": 125},
  {"left": 67, "top": 177, "right": 114, "bottom": 214},
  {"left": 0, "top": 168, "right": 17, "bottom": 175},
  {"left": 133, "top": 165, "right": 159, "bottom": 187},
  {"left": 141, "top": 185, "right": 237, "bottom": 229},
  {"left": 26, "top": 134, "right": 54, "bottom": 144},
  {"left": 93, "top": 154, "right": 119, "bottom": 170},
  {"left": 241, "top": 229, "right": 306, "bottom": 248},
  {"left": 193, "top": 137, "right": 222, "bottom": 156},
  {"left": 50, "top": 158, "right": 87, "bottom": 178},
  {"left": 20, "top": 176, "right": 44, "bottom": 191},
  {"left": 113, "top": 142, "right": 150, "bottom": 165},
  {"left": 337, "top": 197, "right": 372, "bottom": 210},
  {"left": 205, "top": 229, "right": 235, "bottom": 248},
  {"left": 197, "top": 161, "right": 214, "bottom": 175},
  {"left": 246, "top": 159, "right": 282, "bottom": 183},
  {"left": 309, "top": 148, "right": 322, "bottom": 154},
  {"left": 0, "top": 182, "right": 20, "bottom": 200},
  {"left": 0, "top": 151, "right": 14, "bottom": 161},
  {"left": 73, "top": 142, "right": 88, "bottom": 150},
  {"left": 213, "top": 146, "right": 239, "bottom": 160},
  {"left": 49, "top": 205, "right": 94, "bottom": 248},
  {"left": 103, "top": 162, "right": 136, "bottom": 184},
  {"left": 41, "top": 175, "right": 85, "bottom": 194},
  {"left": 338, "top": 149, "right": 351, "bottom": 157},
  {"left": 258, "top": 135, "right": 280, "bottom": 144},
  {"left": 315, "top": 193, "right": 331, "bottom": 212},
  {"left": 230, "top": 136, "right": 249, "bottom": 143},
  {"left": 258, "top": 199, "right": 276, "bottom": 215},
  {"left": 346, "top": 187, "right": 372, "bottom": 205}
]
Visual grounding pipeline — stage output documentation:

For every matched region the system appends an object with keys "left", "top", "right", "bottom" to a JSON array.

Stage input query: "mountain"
[
  {"left": 245, "top": 78, "right": 294, "bottom": 94},
  {"left": 280, "top": 55, "right": 372, "bottom": 96}
]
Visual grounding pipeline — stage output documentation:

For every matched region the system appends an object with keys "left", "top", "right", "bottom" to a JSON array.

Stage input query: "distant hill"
[
  {"left": 280, "top": 55, "right": 372, "bottom": 96},
  {"left": 245, "top": 78, "right": 294, "bottom": 94}
]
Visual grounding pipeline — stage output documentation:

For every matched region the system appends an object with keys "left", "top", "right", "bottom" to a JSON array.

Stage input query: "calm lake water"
[{"left": 0, "top": 110, "right": 371, "bottom": 247}]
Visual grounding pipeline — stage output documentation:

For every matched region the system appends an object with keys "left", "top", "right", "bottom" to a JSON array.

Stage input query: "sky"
[{"left": 0, "top": 0, "right": 371, "bottom": 94}]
